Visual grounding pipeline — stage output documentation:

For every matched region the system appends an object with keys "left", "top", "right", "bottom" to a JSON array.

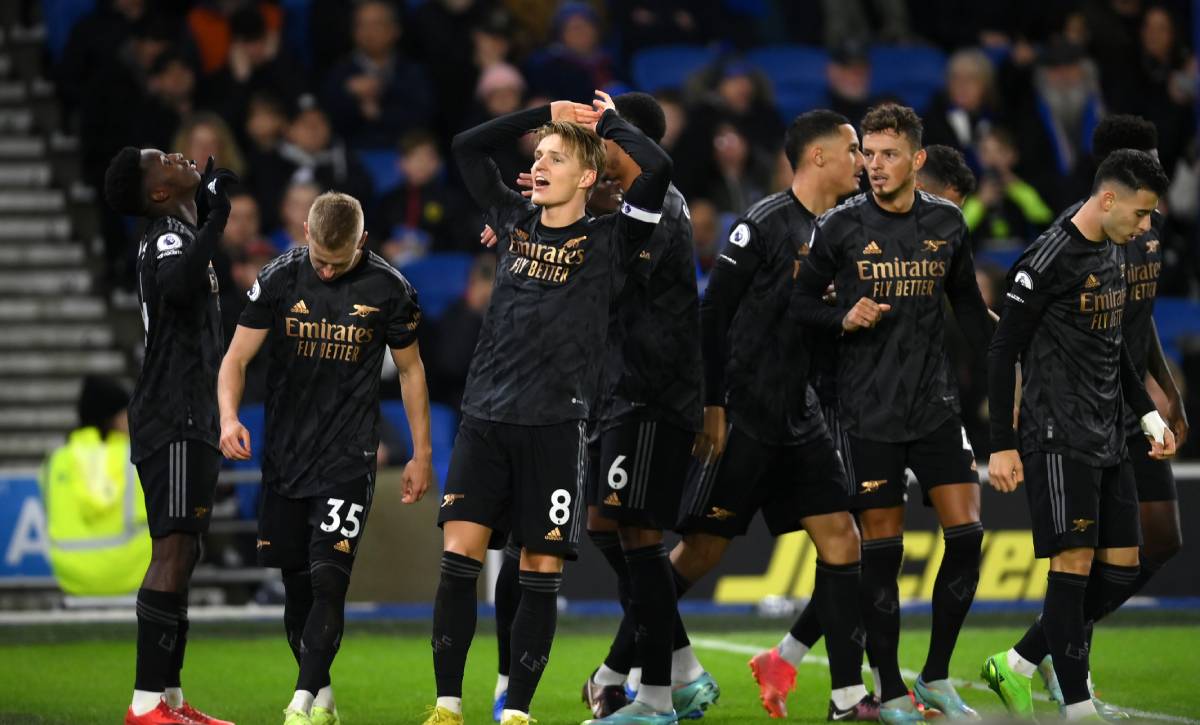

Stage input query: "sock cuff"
[
  {"left": 503, "top": 541, "right": 522, "bottom": 559},
  {"left": 518, "top": 571, "right": 563, "bottom": 593},
  {"left": 943, "top": 521, "right": 984, "bottom": 539},
  {"left": 861, "top": 536, "right": 904, "bottom": 551},
  {"left": 1095, "top": 562, "right": 1140, "bottom": 584},
  {"left": 441, "top": 552, "right": 483, "bottom": 579},
  {"left": 136, "top": 588, "right": 181, "bottom": 627},
  {"left": 588, "top": 530, "right": 621, "bottom": 552},
  {"left": 815, "top": 559, "right": 861, "bottom": 576},
  {"left": 624, "top": 543, "right": 668, "bottom": 562},
  {"left": 1048, "top": 570, "right": 1090, "bottom": 587}
]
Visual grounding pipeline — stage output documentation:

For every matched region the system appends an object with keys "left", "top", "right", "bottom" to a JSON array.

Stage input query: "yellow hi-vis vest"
[{"left": 39, "top": 427, "right": 151, "bottom": 595}]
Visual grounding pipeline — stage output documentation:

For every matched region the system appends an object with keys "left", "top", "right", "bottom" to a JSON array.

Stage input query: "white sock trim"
[
  {"left": 287, "top": 690, "right": 314, "bottom": 715},
  {"left": 131, "top": 691, "right": 163, "bottom": 716},
  {"left": 871, "top": 667, "right": 882, "bottom": 695},
  {"left": 314, "top": 685, "right": 335, "bottom": 710},
  {"left": 594, "top": 664, "right": 627, "bottom": 686},
  {"left": 494, "top": 674, "right": 509, "bottom": 699},
  {"left": 671, "top": 645, "right": 705, "bottom": 685},
  {"left": 627, "top": 667, "right": 643, "bottom": 691},
  {"left": 1007, "top": 648, "right": 1038, "bottom": 678},
  {"left": 1065, "top": 699, "right": 1099, "bottom": 719},
  {"left": 436, "top": 696, "right": 462, "bottom": 714},
  {"left": 500, "top": 708, "right": 529, "bottom": 718},
  {"left": 831, "top": 684, "right": 869, "bottom": 710},
  {"left": 635, "top": 684, "right": 672, "bottom": 713},
  {"left": 777, "top": 633, "right": 810, "bottom": 667},
  {"left": 164, "top": 687, "right": 183, "bottom": 709}
]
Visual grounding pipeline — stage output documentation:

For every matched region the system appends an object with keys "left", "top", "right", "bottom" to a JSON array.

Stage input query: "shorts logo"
[
  {"left": 860, "top": 479, "right": 886, "bottom": 493},
  {"left": 1146, "top": 239, "right": 1160, "bottom": 253},
  {"left": 1084, "top": 274, "right": 1100, "bottom": 289},
  {"left": 638, "top": 250, "right": 651, "bottom": 261},
  {"left": 563, "top": 235, "right": 587, "bottom": 249},
  {"left": 193, "top": 506, "right": 209, "bottom": 519},
  {"left": 350, "top": 304, "right": 380, "bottom": 317},
  {"left": 334, "top": 538, "right": 352, "bottom": 553},
  {"left": 441, "top": 493, "right": 464, "bottom": 508},
  {"left": 290, "top": 300, "right": 309, "bottom": 314},
  {"left": 604, "top": 492, "right": 621, "bottom": 507},
  {"left": 862, "top": 240, "right": 882, "bottom": 255},
  {"left": 922, "top": 239, "right": 948, "bottom": 252},
  {"left": 256, "top": 539, "right": 271, "bottom": 549},
  {"left": 1071, "top": 518, "right": 1094, "bottom": 533},
  {"left": 544, "top": 527, "right": 563, "bottom": 541},
  {"left": 706, "top": 506, "right": 735, "bottom": 521}
]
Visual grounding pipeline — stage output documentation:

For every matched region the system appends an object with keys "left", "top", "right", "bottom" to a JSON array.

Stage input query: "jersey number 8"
[
  {"left": 321, "top": 498, "right": 364, "bottom": 538},
  {"left": 549, "top": 489, "right": 572, "bottom": 526}
]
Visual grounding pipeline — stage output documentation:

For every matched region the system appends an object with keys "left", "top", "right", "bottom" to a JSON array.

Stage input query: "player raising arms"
[
  {"left": 218, "top": 192, "right": 432, "bottom": 725},
  {"left": 792, "top": 104, "right": 995, "bottom": 722},
  {"left": 981, "top": 146, "right": 1180, "bottom": 721},
  {"left": 104, "top": 148, "right": 237, "bottom": 725},
  {"left": 425, "top": 92, "right": 672, "bottom": 725}
]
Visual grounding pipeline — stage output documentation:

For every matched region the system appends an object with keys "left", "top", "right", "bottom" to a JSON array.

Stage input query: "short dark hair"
[
  {"left": 1092, "top": 114, "right": 1157, "bottom": 161},
  {"left": 614, "top": 92, "right": 666, "bottom": 144},
  {"left": 104, "top": 146, "right": 146, "bottom": 216},
  {"left": 784, "top": 109, "right": 851, "bottom": 169},
  {"left": 1092, "top": 148, "right": 1168, "bottom": 197},
  {"left": 860, "top": 103, "right": 923, "bottom": 149},
  {"left": 919, "top": 144, "right": 976, "bottom": 196}
]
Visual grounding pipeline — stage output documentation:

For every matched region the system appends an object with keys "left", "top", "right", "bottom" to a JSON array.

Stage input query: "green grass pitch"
[{"left": 1, "top": 619, "right": 1198, "bottom": 724}]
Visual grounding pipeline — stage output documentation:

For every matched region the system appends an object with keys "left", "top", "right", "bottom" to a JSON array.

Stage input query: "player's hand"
[
  {"left": 592, "top": 89, "right": 616, "bottom": 115},
  {"left": 692, "top": 405, "right": 727, "bottom": 463},
  {"left": 1148, "top": 427, "right": 1177, "bottom": 460},
  {"left": 480, "top": 224, "right": 498, "bottom": 248},
  {"left": 516, "top": 171, "right": 534, "bottom": 198},
  {"left": 401, "top": 457, "right": 433, "bottom": 504},
  {"left": 987, "top": 449, "right": 1023, "bottom": 493},
  {"left": 219, "top": 418, "right": 252, "bottom": 460},
  {"left": 200, "top": 156, "right": 239, "bottom": 215},
  {"left": 842, "top": 297, "right": 891, "bottom": 332},
  {"left": 550, "top": 100, "right": 601, "bottom": 126},
  {"left": 1167, "top": 398, "right": 1189, "bottom": 449}
]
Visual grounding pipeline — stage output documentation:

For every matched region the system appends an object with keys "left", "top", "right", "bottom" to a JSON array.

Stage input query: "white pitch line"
[{"left": 691, "top": 636, "right": 1197, "bottom": 725}]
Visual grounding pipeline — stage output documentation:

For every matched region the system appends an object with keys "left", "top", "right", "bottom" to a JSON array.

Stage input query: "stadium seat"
[
  {"left": 356, "top": 148, "right": 404, "bottom": 197},
  {"left": 380, "top": 401, "right": 459, "bottom": 488},
  {"left": 869, "top": 45, "right": 946, "bottom": 111},
  {"left": 1152, "top": 298, "right": 1200, "bottom": 363},
  {"left": 746, "top": 44, "right": 828, "bottom": 93},
  {"left": 398, "top": 253, "right": 474, "bottom": 319},
  {"left": 43, "top": 0, "right": 97, "bottom": 60},
  {"left": 631, "top": 45, "right": 719, "bottom": 92},
  {"left": 774, "top": 87, "right": 831, "bottom": 123}
]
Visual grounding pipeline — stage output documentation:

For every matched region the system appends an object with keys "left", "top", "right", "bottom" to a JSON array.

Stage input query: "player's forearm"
[
  {"left": 398, "top": 359, "right": 433, "bottom": 461},
  {"left": 987, "top": 304, "right": 1038, "bottom": 451},
  {"left": 1120, "top": 339, "right": 1156, "bottom": 418},
  {"left": 452, "top": 105, "right": 549, "bottom": 208},
  {"left": 158, "top": 205, "right": 228, "bottom": 304},
  {"left": 217, "top": 353, "right": 247, "bottom": 425},
  {"left": 699, "top": 262, "right": 753, "bottom": 405},
  {"left": 1146, "top": 320, "right": 1183, "bottom": 403},
  {"left": 597, "top": 109, "right": 672, "bottom": 212},
  {"left": 791, "top": 274, "right": 845, "bottom": 330}
]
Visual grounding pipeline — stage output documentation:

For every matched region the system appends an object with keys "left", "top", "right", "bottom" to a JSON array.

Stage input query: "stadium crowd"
[{"left": 53, "top": 0, "right": 1198, "bottom": 448}]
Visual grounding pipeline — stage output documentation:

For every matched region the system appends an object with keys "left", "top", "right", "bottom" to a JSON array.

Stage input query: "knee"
[
  {"left": 816, "top": 514, "right": 861, "bottom": 565},
  {"left": 310, "top": 562, "right": 351, "bottom": 603},
  {"left": 859, "top": 508, "right": 905, "bottom": 540},
  {"left": 675, "top": 533, "right": 727, "bottom": 576},
  {"left": 1051, "top": 548, "right": 1094, "bottom": 576},
  {"left": 520, "top": 550, "right": 564, "bottom": 574},
  {"left": 1142, "top": 532, "right": 1183, "bottom": 570},
  {"left": 618, "top": 526, "right": 662, "bottom": 550}
]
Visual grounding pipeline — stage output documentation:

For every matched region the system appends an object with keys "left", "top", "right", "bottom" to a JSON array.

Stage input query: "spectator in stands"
[
  {"left": 172, "top": 111, "right": 246, "bottom": 179},
  {"left": 821, "top": 0, "right": 913, "bottom": 47},
  {"left": 197, "top": 6, "right": 305, "bottom": 138},
  {"left": 424, "top": 254, "right": 496, "bottom": 410},
  {"left": 922, "top": 49, "right": 999, "bottom": 169},
  {"left": 1007, "top": 41, "right": 1104, "bottom": 209},
  {"left": 269, "top": 181, "right": 320, "bottom": 252},
  {"left": 614, "top": 0, "right": 717, "bottom": 60},
  {"left": 246, "top": 96, "right": 374, "bottom": 233},
  {"left": 375, "top": 130, "right": 480, "bottom": 265},
  {"left": 689, "top": 197, "right": 720, "bottom": 280},
  {"left": 699, "top": 122, "right": 770, "bottom": 216},
  {"left": 220, "top": 238, "right": 276, "bottom": 345},
  {"left": 465, "top": 63, "right": 531, "bottom": 190},
  {"left": 655, "top": 90, "right": 687, "bottom": 155},
  {"left": 40, "top": 377, "right": 150, "bottom": 596},
  {"left": 243, "top": 92, "right": 289, "bottom": 157},
  {"left": 524, "top": 2, "right": 614, "bottom": 101},
  {"left": 1135, "top": 5, "right": 1196, "bottom": 177},
  {"left": 962, "top": 127, "right": 1053, "bottom": 248},
  {"left": 321, "top": 0, "right": 434, "bottom": 148},
  {"left": 139, "top": 52, "right": 196, "bottom": 151},
  {"left": 825, "top": 40, "right": 877, "bottom": 125},
  {"left": 56, "top": 0, "right": 147, "bottom": 119},
  {"left": 214, "top": 190, "right": 265, "bottom": 293},
  {"left": 473, "top": 6, "right": 515, "bottom": 71},
  {"left": 186, "top": 0, "right": 283, "bottom": 76}
]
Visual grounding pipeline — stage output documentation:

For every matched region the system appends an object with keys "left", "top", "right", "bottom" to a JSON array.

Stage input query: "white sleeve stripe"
[{"left": 621, "top": 202, "right": 662, "bottom": 224}]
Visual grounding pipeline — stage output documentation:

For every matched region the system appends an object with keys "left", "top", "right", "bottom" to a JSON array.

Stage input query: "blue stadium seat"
[
  {"left": 44, "top": 0, "right": 97, "bottom": 60},
  {"left": 746, "top": 45, "right": 828, "bottom": 93},
  {"left": 380, "top": 401, "right": 460, "bottom": 489},
  {"left": 398, "top": 253, "right": 474, "bottom": 319},
  {"left": 280, "top": 0, "right": 313, "bottom": 69},
  {"left": 869, "top": 45, "right": 946, "bottom": 111},
  {"left": 356, "top": 148, "right": 404, "bottom": 197},
  {"left": 774, "top": 87, "right": 831, "bottom": 123},
  {"left": 1152, "top": 298, "right": 1200, "bottom": 363},
  {"left": 631, "top": 45, "right": 719, "bottom": 92}
]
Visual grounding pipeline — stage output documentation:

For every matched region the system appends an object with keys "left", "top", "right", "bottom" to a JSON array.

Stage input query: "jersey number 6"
[{"left": 320, "top": 497, "right": 364, "bottom": 538}]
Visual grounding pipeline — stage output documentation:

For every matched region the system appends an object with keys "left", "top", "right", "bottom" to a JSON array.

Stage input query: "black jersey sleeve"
[
  {"left": 945, "top": 230, "right": 996, "bottom": 353},
  {"left": 238, "top": 265, "right": 281, "bottom": 329},
  {"left": 987, "top": 264, "right": 1053, "bottom": 451},
  {"left": 386, "top": 280, "right": 422, "bottom": 349},
  {"left": 155, "top": 205, "right": 227, "bottom": 306},
  {"left": 1120, "top": 338, "right": 1156, "bottom": 419},
  {"left": 596, "top": 109, "right": 673, "bottom": 262},
  {"left": 699, "top": 223, "right": 762, "bottom": 406},
  {"left": 452, "top": 105, "right": 549, "bottom": 214},
  {"left": 792, "top": 225, "right": 845, "bottom": 330}
]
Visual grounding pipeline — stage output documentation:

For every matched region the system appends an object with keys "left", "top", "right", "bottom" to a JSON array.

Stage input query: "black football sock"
[
  {"left": 671, "top": 564, "right": 693, "bottom": 651},
  {"left": 165, "top": 592, "right": 189, "bottom": 689},
  {"left": 495, "top": 542, "right": 521, "bottom": 678},
  {"left": 432, "top": 552, "right": 482, "bottom": 698},
  {"left": 507, "top": 571, "right": 562, "bottom": 713},
  {"left": 296, "top": 560, "right": 349, "bottom": 695},
  {"left": 860, "top": 537, "right": 906, "bottom": 702},
  {"left": 283, "top": 568, "right": 315, "bottom": 667},
  {"left": 922, "top": 522, "right": 983, "bottom": 681},
  {"left": 590, "top": 530, "right": 635, "bottom": 674},
  {"left": 1041, "top": 571, "right": 1091, "bottom": 706},
  {"left": 789, "top": 599, "right": 823, "bottom": 648},
  {"left": 135, "top": 588, "right": 181, "bottom": 692},
  {"left": 625, "top": 544, "right": 676, "bottom": 688},
  {"left": 814, "top": 560, "right": 866, "bottom": 689}
]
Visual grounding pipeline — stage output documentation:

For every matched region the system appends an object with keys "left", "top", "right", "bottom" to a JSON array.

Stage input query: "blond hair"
[
  {"left": 172, "top": 111, "right": 246, "bottom": 177},
  {"left": 535, "top": 121, "right": 606, "bottom": 177},
  {"left": 307, "top": 191, "right": 364, "bottom": 251}
]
